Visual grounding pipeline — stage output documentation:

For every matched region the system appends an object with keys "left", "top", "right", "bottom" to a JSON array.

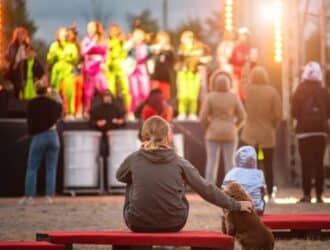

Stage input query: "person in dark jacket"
[
  {"left": 19, "top": 81, "right": 62, "bottom": 205},
  {"left": 16, "top": 46, "right": 44, "bottom": 100},
  {"left": 150, "top": 32, "right": 175, "bottom": 100},
  {"left": 90, "top": 90, "right": 126, "bottom": 188},
  {"left": 292, "top": 61, "right": 330, "bottom": 203},
  {"left": 116, "top": 116, "right": 253, "bottom": 235},
  {"left": 5, "top": 27, "right": 31, "bottom": 98}
]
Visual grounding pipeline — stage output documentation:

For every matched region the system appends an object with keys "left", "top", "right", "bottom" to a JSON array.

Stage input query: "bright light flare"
[{"left": 273, "top": 0, "right": 283, "bottom": 63}]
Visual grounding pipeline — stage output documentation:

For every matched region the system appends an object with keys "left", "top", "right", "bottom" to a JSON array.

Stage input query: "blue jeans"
[{"left": 25, "top": 130, "right": 60, "bottom": 196}]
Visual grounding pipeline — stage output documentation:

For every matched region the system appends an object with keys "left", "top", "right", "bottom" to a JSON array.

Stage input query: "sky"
[{"left": 26, "top": 0, "right": 221, "bottom": 44}]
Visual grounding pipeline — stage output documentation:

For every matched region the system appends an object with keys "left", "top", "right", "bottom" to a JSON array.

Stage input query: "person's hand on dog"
[{"left": 239, "top": 201, "right": 254, "bottom": 213}]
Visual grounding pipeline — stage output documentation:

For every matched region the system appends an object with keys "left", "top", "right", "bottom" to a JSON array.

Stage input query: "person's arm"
[
  {"left": 46, "top": 42, "right": 58, "bottom": 65},
  {"left": 116, "top": 153, "right": 134, "bottom": 183},
  {"left": 234, "top": 96, "right": 247, "bottom": 130},
  {"left": 180, "top": 157, "right": 248, "bottom": 211},
  {"left": 199, "top": 95, "right": 211, "bottom": 131}
]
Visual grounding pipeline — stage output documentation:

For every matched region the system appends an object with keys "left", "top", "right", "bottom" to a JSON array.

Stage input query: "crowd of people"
[{"left": 2, "top": 22, "right": 327, "bottom": 209}]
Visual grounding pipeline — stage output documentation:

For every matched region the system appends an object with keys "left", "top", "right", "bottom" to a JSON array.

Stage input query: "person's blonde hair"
[
  {"left": 141, "top": 116, "right": 170, "bottom": 150},
  {"left": 249, "top": 66, "right": 270, "bottom": 85}
]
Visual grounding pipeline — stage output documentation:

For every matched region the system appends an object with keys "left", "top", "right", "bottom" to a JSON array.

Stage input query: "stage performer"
[
  {"left": 68, "top": 22, "right": 84, "bottom": 118},
  {"left": 126, "top": 29, "right": 151, "bottom": 119},
  {"left": 81, "top": 21, "right": 108, "bottom": 117},
  {"left": 17, "top": 46, "right": 44, "bottom": 100},
  {"left": 176, "top": 31, "right": 204, "bottom": 120},
  {"left": 150, "top": 32, "right": 175, "bottom": 101},
  {"left": 47, "top": 27, "right": 79, "bottom": 118},
  {"left": 5, "top": 27, "right": 31, "bottom": 98},
  {"left": 229, "top": 27, "right": 251, "bottom": 99},
  {"left": 105, "top": 23, "right": 130, "bottom": 112}
]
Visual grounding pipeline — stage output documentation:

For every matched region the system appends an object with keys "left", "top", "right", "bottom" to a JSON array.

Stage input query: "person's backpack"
[{"left": 299, "top": 92, "right": 328, "bottom": 132}]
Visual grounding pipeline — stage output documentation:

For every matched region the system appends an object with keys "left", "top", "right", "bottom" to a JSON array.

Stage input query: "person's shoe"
[
  {"left": 176, "top": 113, "right": 186, "bottom": 121},
  {"left": 299, "top": 195, "right": 311, "bottom": 203},
  {"left": 188, "top": 114, "right": 198, "bottom": 121},
  {"left": 127, "top": 112, "right": 135, "bottom": 121},
  {"left": 18, "top": 196, "right": 34, "bottom": 205},
  {"left": 45, "top": 196, "right": 54, "bottom": 204},
  {"left": 316, "top": 195, "right": 324, "bottom": 203}
]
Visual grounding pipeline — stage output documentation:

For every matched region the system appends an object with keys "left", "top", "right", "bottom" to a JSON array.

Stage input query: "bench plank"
[
  {"left": 0, "top": 241, "right": 65, "bottom": 250},
  {"left": 261, "top": 214, "right": 330, "bottom": 230},
  {"left": 37, "top": 231, "right": 234, "bottom": 250}
]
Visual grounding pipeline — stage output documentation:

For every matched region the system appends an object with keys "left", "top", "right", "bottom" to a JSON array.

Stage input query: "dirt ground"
[{"left": 0, "top": 188, "right": 330, "bottom": 250}]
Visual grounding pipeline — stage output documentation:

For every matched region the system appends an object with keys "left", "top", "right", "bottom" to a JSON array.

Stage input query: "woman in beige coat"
[
  {"left": 200, "top": 71, "right": 246, "bottom": 184},
  {"left": 241, "top": 66, "right": 282, "bottom": 198}
]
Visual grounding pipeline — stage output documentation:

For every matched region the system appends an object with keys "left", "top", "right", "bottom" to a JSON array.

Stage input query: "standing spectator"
[
  {"left": 292, "top": 62, "right": 330, "bottom": 203},
  {"left": 19, "top": 82, "right": 62, "bottom": 205},
  {"left": 150, "top": 32, "right": 175, "bottom": 101},
  {"left": 90, "top": 90, "right": 126, "bottom": 188},
  {"left": 241, "top": 66, "right": 282, "bottom": 199},
  {"left": 5, "top": 27, "right": 31, "bottom": 98},
  {"left": 199, "top": 71, "right": 246, "bottom": 185},
  {"left": 141, "top": 88, "right": 173, "bottom": 122}
]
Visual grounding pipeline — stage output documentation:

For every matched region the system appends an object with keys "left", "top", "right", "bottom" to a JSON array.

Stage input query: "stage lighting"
[
  {"left": 274, "top": 0, "right": 283, "bottom": 63},
  {"left": 224, "top": 0, "right": 234, "bottom": 32}
]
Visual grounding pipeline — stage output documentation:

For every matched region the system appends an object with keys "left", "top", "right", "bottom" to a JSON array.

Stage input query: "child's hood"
[{"left": 138, "top": 148, "right": 177, "bottom": 164}]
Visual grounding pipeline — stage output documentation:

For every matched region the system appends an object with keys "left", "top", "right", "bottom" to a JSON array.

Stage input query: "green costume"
[
  {"left": 47, "top": 41, "right": 79, "bottom": 115},
  {"left": 22, "top": 59, "right": 36, "bottom": 99},
  {"left": 177, "top": 44, "right": 203, "bottom": 116},
  {"left": 106, "top": 38, "right": 130, "bottom": 110}
]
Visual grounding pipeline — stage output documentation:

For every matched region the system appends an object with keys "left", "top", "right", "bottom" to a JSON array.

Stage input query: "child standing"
[
  {"left": 126, "top": 29, "right": 151, "bottom": 118},
  {"left": 150, "top": 32, "right": 175, "bottom": 101},
  {"left": 223, "top": 146, "right": 266, "bottom": 215},
  {"left": 116, "top": 116, "right": 253, "bottom": 234}
]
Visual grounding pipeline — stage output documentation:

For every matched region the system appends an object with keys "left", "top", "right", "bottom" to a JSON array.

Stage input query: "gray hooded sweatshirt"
[{"left": 116, "top": 148, "right": 241, "bottom": 231}]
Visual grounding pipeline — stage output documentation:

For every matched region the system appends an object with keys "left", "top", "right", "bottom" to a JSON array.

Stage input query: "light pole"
[{"left": 162, "top": 0, "right": 168, "bottom": 31}]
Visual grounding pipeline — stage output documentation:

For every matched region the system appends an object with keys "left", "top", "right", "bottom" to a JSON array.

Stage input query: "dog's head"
[{"left": 223, "top": 182, "right": 252, "bottom": 202}]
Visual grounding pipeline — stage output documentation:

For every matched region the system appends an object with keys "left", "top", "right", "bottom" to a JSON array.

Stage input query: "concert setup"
[{"left": 0, "top": 0, "right": 330, "bottom": 250}]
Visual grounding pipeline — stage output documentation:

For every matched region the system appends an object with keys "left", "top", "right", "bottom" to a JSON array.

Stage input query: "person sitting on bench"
[{"left": 116, "top": 116, "right": 253, "bottom": 235}]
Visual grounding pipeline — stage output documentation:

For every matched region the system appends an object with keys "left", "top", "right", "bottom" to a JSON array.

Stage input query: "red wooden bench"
[
  {"left": 36, "top": 231, "right": 234, "bottom": 250},
  {"left": 0, "top": 241, "right": 65, "bottom": 250},
  {"left": 261, "top": 214, "right": 330, "bottom": 238}
]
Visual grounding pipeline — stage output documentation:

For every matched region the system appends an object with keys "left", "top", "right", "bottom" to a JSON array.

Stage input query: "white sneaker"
[
  {"left": 45, "top": 196, "right": 54, "bottom": 204},
  {"left": 127, "top": 112, "right": 135, "bottom": 121},
  {"left": 188, "top": 113, "right": 198, "bottom": 121},
  {"left": 176, "top": 113, "right": 186, "bottom": 121},
  {"left": 18, "top": 196, "right": 34, "bottom": 205}
]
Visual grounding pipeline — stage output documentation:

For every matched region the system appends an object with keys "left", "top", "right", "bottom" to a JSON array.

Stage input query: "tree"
[
  {"left": 5, "top": 0, "right": 37, "bottom": 39},
  {"left": 126, "top": 9, "right": 159, "bottom": 34},
  {"left": 169, "top": 17, "right": 206, "bottom": 48},
  {"left": 80, "top": 0, "right": 112, "bottom": 27}
]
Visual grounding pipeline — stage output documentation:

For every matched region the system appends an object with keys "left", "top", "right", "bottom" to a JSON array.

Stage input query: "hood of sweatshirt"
[{"left": 138, "top": 148, "right": 177, "bottom": 164}]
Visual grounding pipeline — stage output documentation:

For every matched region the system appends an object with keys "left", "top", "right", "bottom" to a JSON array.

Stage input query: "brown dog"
[{"left": 222, "top": 182, "right": 274, "bottom": 250}]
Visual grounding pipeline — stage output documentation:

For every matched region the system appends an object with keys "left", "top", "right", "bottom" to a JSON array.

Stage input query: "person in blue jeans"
[{"left": 19, "top": 81, "right": 62, "bottom": 205}]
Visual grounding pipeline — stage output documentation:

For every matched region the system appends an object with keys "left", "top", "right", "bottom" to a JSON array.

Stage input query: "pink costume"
[
  {"left": 128, "top": 44, "right": 150, "bottom": 112},
  {"left": 81, "top": 36, "right": 108, "bottom": 113}
]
